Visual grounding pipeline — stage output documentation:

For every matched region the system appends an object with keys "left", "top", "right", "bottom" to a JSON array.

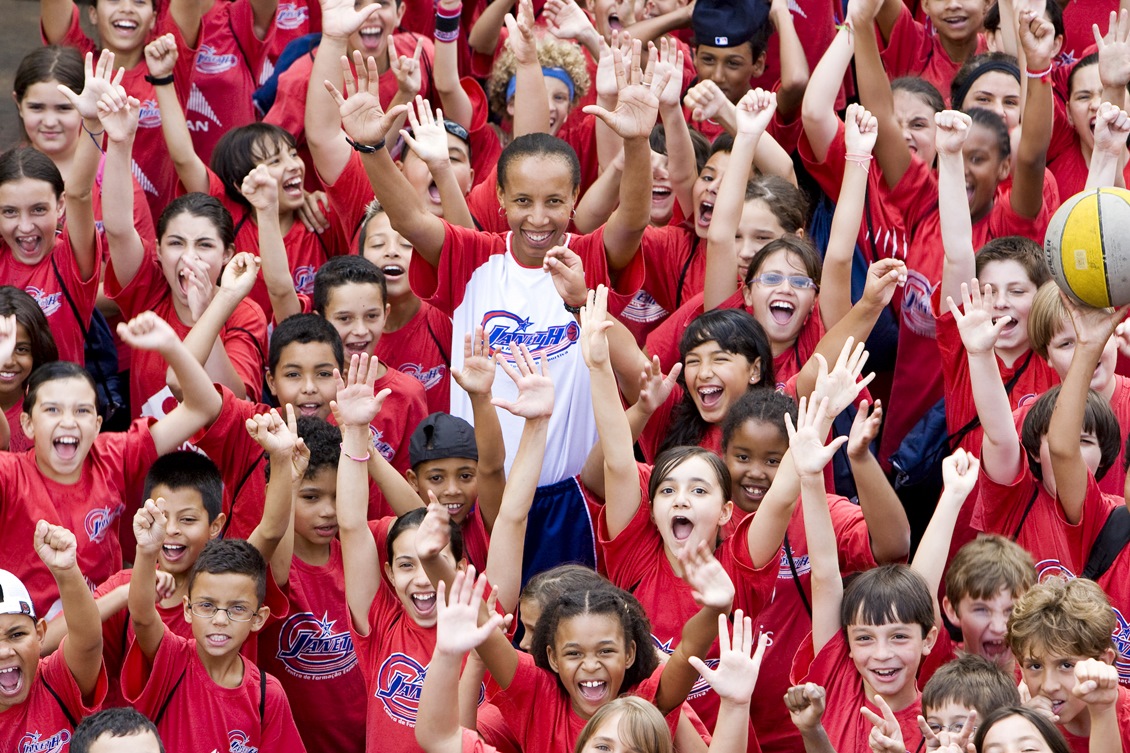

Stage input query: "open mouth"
[
  {"left": 578, "top": 679, "right": 608, "bottom": 702},
  {"left": 522, "top": 229, "right": 555, "bottom": 248},
  {"left": 177, "top": 268, "right": 194, "bottom": 297},
  {"left": 111, "top": 18, "right": 139, "bottom": 32},
  {"left": 205, "top": 633, "right": 232, "bottom": 648},
  {"left": 965, "top": 183, "right": 976, "bottom": 205},
  {"left": 283, "top": 176, "right": 303, "bottom": 198},
  {"left": 980, "top": 639, "right": 1009, "bottom": 661},
  {"left": 295, "top": 402, "right": 323, "bottom": 417},
  {"left": 671, "top": 515, "right": 693, "bottom": 541},
  {"left": 696, "top": 385, "right": 723, "bottom": 410},
  {"left": 53, "top": 436, "right": 80, "bottom": 461},
  {"left": 426, "top": 183, "right": 441, "bottom": 204},
  {"left": 162, "top": 543, "right": 187, "bottom": 563},
  {"left": 411, "top": 591, "right": 437, "bottom": 615},
  {"left": 871, "top": 667, "right": 901, "bottom": 683},
  {"left": 652, "top": 186, "right": 672, "bottom": 205},
  {"left": 381, "top": 264, "right": 404, "bottom": 280},
  {"left": 697, "top": 201, "right": 714, "bottom": 228},
  {"left": 358, "top": 26, "right": 384, "bottom": 49},
  {"left": 0, "top": 667, "right": 24, "bottom": 698},
  {"left": 768, "top": 300, "right": 795, "bottom": 325},
  {"left": 607, "top": 13, "right": 623, "bottom": 31},
  {"left": 313, "top": 524, "right": 338, "bottom": 537},
  {"left": 0, "top": 370, "right": 21, "bottom": 383},
  {"left": 344, "top": 341, "right": 371, "bottom": 357},
  {"left": 445, "top": 503, "right": 464, "bottom": 516},
  {"left": 14, "top": 235, "right": 41, "bottom": 258},
  {"left": 740, "top": 483, "right": 767, "bottom": 506}
]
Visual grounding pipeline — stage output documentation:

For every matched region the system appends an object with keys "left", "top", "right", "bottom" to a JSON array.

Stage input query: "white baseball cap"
[{"left": 0, "top": 570, "right": 35, "bottom": 620}]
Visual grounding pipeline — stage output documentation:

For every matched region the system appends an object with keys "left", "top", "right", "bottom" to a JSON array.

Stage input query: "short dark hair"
[
  {"left": 144, "top": 451, "right": 224, "bottom": 522},
  {"left": 297, "top": 416, "right": 341, "bottom": 480},
  {"left": 650, "top": 124, "right": 710, "bottom": 173},
  {"left": 187, "top": 539, "right": 267, "bottom": 605},
  {"left": 25, "top": 361, "right": 97, "bottom": 414},
  {"left": 1020, "top": 387, "right": 1121, "bottom": 482},
  {"left": 891, "top": 77, "right": 945, "bottom": 116},
  {"left": 721, "top": 389, "right": 796, "bottom": 449},
  {"left": 841, "top": 564, "right": 935, "bottom": 637},
  {"left": 497, "top": 133, "right": 581, "bottom": 193},
  {"left": 210, "top": 123, "right": 299, "bottom": 210},
  {"left": 72, "top": 708, "right": 164, "bottom": 753},
  {"left": 0, "top": 286, "right": 58, "bottom": 373},
  {"left": 157, "top": 193, "right": 235, "bottom": 250},
  {"left": 268, "top": 314, "right": 345, "bottom": 375},
  {"left": 386, "top": 507, "right": 465, "bottom": 565},
  {"left": 921, "top": 653, "right": 1020, "bottom": 720},
  {"left": 312, "top": 255, "right": 387, "bottom": 314}
]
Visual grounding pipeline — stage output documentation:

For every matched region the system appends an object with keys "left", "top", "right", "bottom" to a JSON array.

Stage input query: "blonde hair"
[
  {"left": 487, "top": 37, "right": 591, "bottom": 118},
  {"left": 1007, "top": 577, "right": 1117, "bottom": 661},
  {"left": 1026, "top": 281, "right": 1069, "bottom": 360},
  {"left": 574, "top": 696, "right": 672, "bottom": 753}
]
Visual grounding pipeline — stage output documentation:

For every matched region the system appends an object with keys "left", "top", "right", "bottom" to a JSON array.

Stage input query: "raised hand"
[
  {"left": 503, "top": 0, "right": 539, "bottom": 67},
  {"left": 582, "top": 39, "right": 669, "bottom": 140},
  {"left": 785, "top": 683, "right": 827, "bottom": 732},
  {"left": 735, "top": 88, "right": 777, "bottom": 137},
  {"left": 1093, "top": 102, "right": 1130, "bottom": 158},
  {"left": 180, "top": 255, "right": 217, "bottom": 323},
  {"left": 220, "top": 253, "right": 262, "bottom": 299},
  {"left": 580, "top": 285, "right": 613, "bottom": 369},
  {"left": 451, "top": 326, "right": 496, "bottom": 396},
  {"left": 117, "top": 312, "right": 178, "bottom": 352},
  {"left": 331, "top": 353, "right": 391, "bottom": 429},
  {"left": 689, "top": 611, "right": 769, "bottom": 704},
  {"left": 0, "top": 314, "right": 17, "bottom": 369},
  {"left": 133, "top": 499, "right": 169, "bottom": 556},
  {"left": 845, "top": 103, "right": 879, "bottom": 156},
  {"left": 34, "top": 521, "right": 79, "bottom": 573},
  {"left": 934, "top": 110, "right": 971, "bottom": 157},
  {"left": 241, "top": 164, "right": 279, "bottom": 212},
  {"left": 320, "top": 0, "right": 382, "bottom": 39},
  {"left": 543, "top": 245, "right": 587, "bottom": 307},
  {"left": 59, "top": 49, "right": 124, "bottom": 121},
  {"left": 96, "top": 87, "right": 140, "bottom": 144},
  {"left": 847, "top": 0, "right": 884, "bottom": 27},
  {"left": 653, "top": 36, "right": 685, "bottom": 110},
  {"left": 946, "top": 281, "right": 1010, "bottom": 355},
  {"left": 416, "top": 497, "right": 454, "bottom": 560},
  {"left": 492, "top": 343, "right": 554, "bottom": 419},
  {"left": 246, "top": 405, "right": 302, "bottom": 456},
  {"left": 435, "top": 566, "right": 508, "bottom": 656},
  {"left": 861, "top": 695, "right": 906, "bottom": 753},
  {"left": 678, "top": 541, "right": 735, "bottom": 611},
  {"left": 940, "top": 448, "right": 980, "bottom": 503},
  {"left": 1062, "top": 288, "right": 1129, "bottom": 350},
  {"left": 1019, "top": 8, "right": 1057, "bottom": 72},
  {"left": 1096, "top": 10, "right": 1130, "bottom": 90},
  {"left": 325, "top": 51, "right": 408, "bottom": 146},
  {"left": 786, "top": 395, "right": 849, "bottom": 478},
  {"left": 847, "top": 399, "right": 882, "bottom": 460},
  {"left": 810, "top": 337, "right": 875, "bottom": 419},
  {"left": 862, "top": 258, "right": 907, "bottom": 309},
  {"left": 1072, "top": 658, "right": 1120, "bottom": 710},
  {"left": 144, "top": 34, "right": 178, "bottom": 79},
  {"left": 636, "top": 355, "right": 682, "bottom": 415},
  {"left": 401, "top": 96, "right": 451, "bottom": 168},
  {"left": 389, "top": 37, "right": 424, "bottom": 98},
  {"left": 544, "top": 0, "right": 598, "bottom": 43},
  {"left": 155, "top": 569, "right": 177, "bottom": 601},
  {"left": 683, "top": 80, "right": 731, "bottom": 123}
]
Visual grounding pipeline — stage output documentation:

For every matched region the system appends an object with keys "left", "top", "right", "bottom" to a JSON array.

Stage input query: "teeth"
[
  {"left": 445, "top": 504, "right": 463, "bottom": 513},
  {"left": 525, "top": 231, "right": 552, "bottom": 242},
  {"left": 580, "top": 680, "right": 603, "bottom": 687},
  {"left": 698, "top": 386, "right": 721, "bottom": 395},
  {"left": 381, "top": 265, "right": 403, "bottom": 275},
  {"left": 55, "top": 437, "right": 78, "bottom": 445},
  {"left": 412, "top": 593, "right": 435, "bottom": 601},
  {"left": 769, "top": 301, "right": 794, "bottom": 310}
]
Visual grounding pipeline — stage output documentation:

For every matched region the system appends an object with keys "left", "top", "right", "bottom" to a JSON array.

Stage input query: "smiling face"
[
  {"left": 690, "top": 151, "right": 728, "bottom": 237},
  {"left": 960, "top": 71, "right": 1021, "bottom": 131},
  {"left": 1045, "top": 322, "right": 1118, "bottom": 397},
  {"left": 157, "top": 210, "right": 234, "bottom": 314},
  {"left": 683, "top": 340, "right": 762, "bottom": 425},
  {"left": 293, "top": 466, "right": 339, "bottom": 553},
  {"left": 183, "top": 571, "right": 266, "bottom": 659},
  {"left": 1018, "top": 645, "right": 1116, "bottom": 728},
  {"left": 383, "top": 525, "right": 456, "bottom": 628},
  {"left": 894, "top": 89, "right": 939, "bottom": 165},
  {"left": 0, "top": 614, "right": 44, "bottom": 712},
  {"left": 743, "top": 248, "right": 818, "bottom": 353},
  {"left": 736, "top": 199, "right": 792, "bottom": 284},
  {"left": 498, "top": 155, "right": 579, "bottom": 266},
  {"left": 924, "top": 0, "right": 987, "bottom": 44},
  {"left": 399, "top": 133, "right": 474, "bottom": 217},
  {"left": 407, "top": 458, "right": 479, "bottom": 525},
  {"left": 961, "top": 123, "right": 1010, "bottom": 222},
  {"left": 693, "top": 44, "right": 762, "bottom": 104},
  {"left": 88, "top": 0, "right": 156, "bottom": 56},
  {"left": 323, "top": 282, "right": 388, "bottom": 360},
  {"left": 942, "top": 587, "right": 1015, "bottom": 668},
  {"left": 252, "top": 136, "right": 306, "bottom": 214},
  {"left": 266, "top": 341, "right": 341, "bottom": 420},
  {"left": 980, "top": 714, "right": 1056, "bottom": 753},
  {"left": 650, "top": 454, "right": 732, "bottom": 556},
  {"left": 15, "top": 81, "right": 80, "bottom": 159},
  {"left": 846, "top": 616, "right": 937, "bottom": 709},
  {"left": 977, "top": 260, "right": 1037, "bottom": 359},
  {"left": 724, "top": 418, "right": 787, "bottom": 514},
  {"left": 348, "top": 0, "right": 406, "bottom": 59},
  {"left": 0, "top": 323, "right": 35, "bottom": 409},
  {"left": 152, "top": 485, "right": 224, "bottom": 579},
  {"left": 648, "top": 150, "right": 675, "bottom": 226},
  {"left": 22, "top": 376, "right": 101, "bottom": 484},
  {"left": 1068, "top": 64, "right": 1102, "bottom": 152},
  {"left": 0, "top": 177, "right": 63, "bottom": 267},
  {"left": 360, "top": 211, "right": 415, "bottom": 300},
  {"left": 547, "top": 612, "right": 636, "bottom": 719}
]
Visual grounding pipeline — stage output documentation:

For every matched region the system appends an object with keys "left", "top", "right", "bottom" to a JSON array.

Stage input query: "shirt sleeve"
[
  {"left": 223, "top": 299, "right": 269, "bottom": 402},
  {"left": 878, "top": 4, "right": 930, "bottom": 79},
  {"left": 40, "top": 639, "right": 109, "bottom": 719},
  {"left": 598, "top": 473, "right": 662, "bottom": 589},
  {"left": 122, "top": 630, "right": 193, "bottom": 713},
  {"left": 104, "top": 239, "right": 168, "bottom": 317},
  {"left": 409, "top": 222, "right": 501, "bottom": 312}
]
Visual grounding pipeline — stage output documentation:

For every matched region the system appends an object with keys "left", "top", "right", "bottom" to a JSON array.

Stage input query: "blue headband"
[{"left": 506, "top": 67, "right": 576, "bottom": 102}]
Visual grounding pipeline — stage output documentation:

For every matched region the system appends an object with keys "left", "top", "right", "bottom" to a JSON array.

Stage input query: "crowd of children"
[{"left": 4, "top": 0, "right": 1130, "bottom": 751}]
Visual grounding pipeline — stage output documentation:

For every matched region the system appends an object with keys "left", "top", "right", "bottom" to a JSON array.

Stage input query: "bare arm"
[
  {"left": 401, "top": 98, "right": 476, "bottom": 231},
  {"left": 853, "top": 5, "right": 914, "bottom": 189},
  {"left": 508, "top": 0, "right": 551, "bottom": 138},
  {"left": 468, "top": 0, "right": 517, "bottom": 56},
  {"left": 847, "top": 401, "right": 911, "bottom": 563},
  {"left": 1010, "top": 10, "right": 1054, "bottom": 221},
  {"left": 769, "top": 0, "right": 811, "bottom": 119},
  {"left": 449, "top": 329, "right": 506, "bottom": 531},
  {"left": 624, "top": 3, "right": 694, "bottom": 46},
  {"left": 800, "top": 27, "right": 852, "bottom": 164},
  {"left": 432, "top": 0, "right": 473, "bottom": 128},
  {"left": 572, "top": 155, "right": 623, "bottom": 234},
  {"left": 912, "top": 451, "right": 979, "bottom": 624},
  {"left": 167, "top": 0, "right": 203, "bottom": 47},
  {"left": 128, "top": 502, "right": 170, "bottom": 661},
  {"left": 37, "top": 523, "right": 102, "bottom": 699},
  {"left": 42, "top": 584, "right": 129, "bottom": 656},
  {"left": 40, "top": 0, "right": 74, "bottom": 44},
  {"left": 936, "top": 112, "right": 977, "bottom": 308},
  {"left": 246, "top": 407, "right": 305, "bottom": 567},
  {"left": 145, "top": 36, "right": 209, "bottom": 193},
  {"left": 242, "top": 166, "right": 303, "bottom": 322}
]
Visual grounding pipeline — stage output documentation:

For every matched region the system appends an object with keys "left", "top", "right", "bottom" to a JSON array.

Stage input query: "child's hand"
[
  {"left": 862, "top": 695, "right": 906, "bottom": 753},
  {"left": 220, "top": 253, "right": 261, "bottom": 299},
  {"left": 580, "top": 285, "right": 613, "bottom": 370},
  {"left": 451, "top": 326, "right": 496, "bottom": 397},
  {"left": 940, "top": 448, "right": 980, "bottom": 504},
  {"left": 594, "top": 34, "right": 623, "bottom": 100},
  {"left": 133, "top": 499, "right": 168, "bottom": 556},
  {"left": 1018, "top": 8, "right": 1057, "bottom": 72},
  {"left": 847, "top": 399, "right": 882, "bottom": 461},
  {"left": 678, "top": 541, "right": 735, "bottom": 612},
  {"left": 582, "top": 39, "right": 670, "bottom": 141},
  {"left": 34, "top": 521, "right": 78, "bottom": 573},
  {"left": 1062, "top": 290, "right": 1128, "bottom": 352},
  {"left": 155, "top": 569, "right": 177, "bottom": 601},
  {"left": 435, "top": 566, "right": 508, "bottom": 656},
  {"left": 176, "top": 255, "right": 217, "bottom": 323},
  {"left": 143, "top": 34, "right": 178, "bottom": 79},
  {"left": 844, "top": 103, "right": 879, "bottom": 156},
  {"left": 1073, "top": 658, "right": 1120, "bottom": 711},
  {"left": 96, "top": 87, "right": 141, "bottom": 144},
  {"left": 117, "top": 312, "right": 177, "bottom": 352},
  {"left": 502, "top": 0, "right": 539, "bottom": 67},
  {"left": 1092, "top": 102, "right": 1130, "bottom": 157},
  {"left": 735, "top": 88, "right": 777, "bottom": 137},
  {"left": 416, "top": 497, "right": 453, "bottom": 561},
  {"left": 689, "top": 610, "right": 769, "bottom": 704},
  {"left": 917, "top": 710, "right": 978, "bottom": 753},
  {"left": 298, "top": 190, "right": 331, "bottom": 234},
  {"left": 810, "top": 337, "right": 875, "bottom": 420},
  {"left": 59, "top": 49, "right": 124, "bottom": 122},
  {"left": 544, "top": 0, "right": 598, "bottom": 43},
  {"left": 325, "top": 51, "right": 409, "bottom": 147},
  {"left": 319, "top": 0, "right": 382, "bottom": 39},
  {"left": 331, "top": 353, "right": 391, "bottom": 428},
  {"left": 543, "top": 245, "right": 588, "bottom": 309},
  {"left": 240, "top": 164, "right": 279, "bottom": 212},
  {"left": 785, "top": 683, "right": 827, "bottom": 732},
  {"left": 1096, "top": 10, "right": 1130, "bottom": 90},
  {"left": 246, "top": 405, "right": 308, "bottom": 483},
  {"left": 934, "top": 110, "right": 971, "bottom": 157},
  {"left": 1024, "top": 692, "right": 1060, "bottom": 723},
  {"left": 653, "top": 37, "right": 685, "bottom": 110},
  {"left": 635, "top": 355, "right": 682, "bottom": 416},
  {"left": 492, "top": 343, "right": 554, "bottom": 420},
  {"left": 389, "top": 37, "right": 424, "bottom": 98},
  {"left": 683, "top": 80, "right": 730, "bottom": 123},
  {"left": 786, "top": 395, "right": 849, "bottom": 478},
  {"left": 861, "top": 258, "right": 907, "bottom": 309},
  {"left": 947, "top": 281, "right": 1010, "bottom": 355},
  {"left": 0, "top": 314, "right": 17, "bottom": 369},
  {"left": 401, "top": 96, "right": 452, "bottom": 170}
]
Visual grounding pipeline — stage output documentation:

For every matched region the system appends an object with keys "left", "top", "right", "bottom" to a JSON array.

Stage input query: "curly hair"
[{"left": 487, "top": 37, "right": 591, "bottom": 118}]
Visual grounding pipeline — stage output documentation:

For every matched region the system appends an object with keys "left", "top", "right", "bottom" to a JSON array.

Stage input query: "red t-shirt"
[
  {"left": 752, "top": 0, "right": 841, "bottom": 108},
  {"left": 50, "top": 5, "right": 197, "bottom": 220},
  {"left": 792, "top": 630, "right": 926, "bottom": 753},
  {"left": 0, "top": 420, "right": 157, "bottom": 618},
  {"left": 91, "top": 153, "right": 156, "bottom": 262},
  {"left": 377, "top": 302, "right": 453, "bottom": 415},
  {"left": 879, "top": 4, "right": 988, "bottom": 104},
  {"left": 1095, "top": 550, "right": 1130, "bottom": 687},
  {"left": 259, "top": 540, "right": 367, "bottom": 753},
  {"left": 4, "top": 401, "right": 31, "bottom": 453},
  {"left": 104, "top": 238, "right": 268, "bottom": 416},
  {"left": 263, "top": 0, "right": 320, "bottom": 82},
  {"left": 1061, "top": 686, "right": 1130, "bottom": 753},
  {"left": 124, "top": 631, "right": 306, "bottom": 752},
  {"left": 0, "top": 643, "right": 107, "bottom": 753},
  {"left": 972, "top": 466, "right": 1118, "bottom": 578},
  {"left": 0, "top": 232, "right": 99, "bottom": 366},
  {"left": 1061, "top": 1, "right": 1119, "bottom": 63}
]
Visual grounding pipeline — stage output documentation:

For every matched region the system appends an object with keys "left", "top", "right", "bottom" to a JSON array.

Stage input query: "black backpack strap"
[
  {"left": 153, "top": 668, "right": 188, "bottom": 725},
  {"left": 425, "top": 317, "right": 450, "bottom": 367},
  {"left": 220, "top": 452, "right": 267, "bottom": 538},
  {"left": 674, "top": 236, "right": 700, "bottom": 310},
  {"left": 49, "top": 255, "right": 90, "bottom": 340},
  {"left": 1011, "top": 484, "right": 1041, "bottom": 542},
  {"left": 782, "top": 532, "right": 812, "bottom": 618},
  {"left": 1082, "top": 505, "right": 1130, "bottom": 580},
  {"left": 40, "top": 675, "right": 79, "bottom": 728},
  {"left": 259, "top": 665, "right": 267, "bottom": 724}
]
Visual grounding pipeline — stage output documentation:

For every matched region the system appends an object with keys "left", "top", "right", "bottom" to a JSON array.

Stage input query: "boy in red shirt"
[
  {"left": 0, "top": 523, "right": 105, "bottom": 752},
  {"left": 71, "top": 708, "right": 164, "bottom": 753},
  {"left": 125, "top": 510, "right": 306, "bottom": 753}
]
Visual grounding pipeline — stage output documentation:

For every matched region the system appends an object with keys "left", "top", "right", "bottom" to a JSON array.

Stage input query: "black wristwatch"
[{"left": 346, "top": 136, "right": 386, "bottom": 153}]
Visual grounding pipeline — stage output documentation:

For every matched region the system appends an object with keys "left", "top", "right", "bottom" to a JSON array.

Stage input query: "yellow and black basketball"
[{"left": 1045, "top": 187, "right": 1130, "bottom": 308}]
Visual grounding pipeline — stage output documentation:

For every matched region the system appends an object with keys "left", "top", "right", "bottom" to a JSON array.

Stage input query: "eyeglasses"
[
  {"left": 927, "top": 721, "right": 975, "bottom": 735},
  {"left": 189, "top": 601, "right": 255, "bottom": 622},
  {"left": 749, "top": 273, "right": 819, "bottom": 291}
]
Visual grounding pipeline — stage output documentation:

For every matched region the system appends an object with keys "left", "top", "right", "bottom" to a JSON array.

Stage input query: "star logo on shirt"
[
  {"left": 316, "top": 612, "right": 337, "bottom": 637},
  {"left": 514, "top": 316, "right": 533, "bottom": 332}
]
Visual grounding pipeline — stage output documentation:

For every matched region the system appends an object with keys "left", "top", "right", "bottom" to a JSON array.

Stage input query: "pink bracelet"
[
  {"left": 339, "top": 443, "right": 371, "bottom": 462},
  {"left": 845, "top": 152, "right": 872, "bottom": 171}
]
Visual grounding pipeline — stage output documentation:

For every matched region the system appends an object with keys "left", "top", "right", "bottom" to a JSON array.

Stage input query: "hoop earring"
[
  {"left": 570, "top": 207, "right": 576, "bottom": 219},
  {"left": 498, "top": 206, "right": 506, "bottom": 218}
]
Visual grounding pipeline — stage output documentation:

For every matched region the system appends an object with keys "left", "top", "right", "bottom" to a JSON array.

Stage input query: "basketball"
[{"left": 1044, "top": 187, "right": 1130, "bottom": 308}]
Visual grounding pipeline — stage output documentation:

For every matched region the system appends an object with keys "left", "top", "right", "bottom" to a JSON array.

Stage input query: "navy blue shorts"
[{"left": 520, "top": 476, "right": 596, "bottom": 589}]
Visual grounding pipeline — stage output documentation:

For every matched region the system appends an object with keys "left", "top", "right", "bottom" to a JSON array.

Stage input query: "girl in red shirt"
[{"left": 0, "top": 288, "right": 59, "bottom": 453}]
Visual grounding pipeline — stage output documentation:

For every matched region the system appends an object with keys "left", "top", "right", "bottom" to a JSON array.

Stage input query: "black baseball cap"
[
  {"left": 692, "top": 0, "right": 769, "bottom": 49},
  {"left": 410, "top": 412, "right": 479, "bottom": 466}
]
